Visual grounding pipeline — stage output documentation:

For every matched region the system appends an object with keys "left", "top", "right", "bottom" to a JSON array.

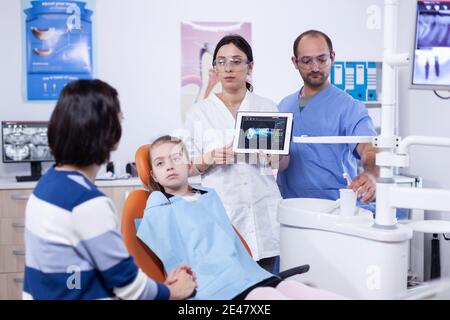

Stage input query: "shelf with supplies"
[
  {"left": 331, "top": 61, "right": 383, "bottom": 130},
  {"left": 364, "top": 101, "right": 382, "bottom": 108}
]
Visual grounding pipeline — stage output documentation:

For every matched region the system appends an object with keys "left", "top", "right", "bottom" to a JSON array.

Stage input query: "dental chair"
[
  {"left": 121, "top": 144, "right": 310, "bottom": 283},
  {"left": 121, "top": 144, "right": 254, "bottom": 282}
]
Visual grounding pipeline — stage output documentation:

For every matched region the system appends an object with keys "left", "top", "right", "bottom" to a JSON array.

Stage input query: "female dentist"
[{"left": 184, "top": 35, "right": 286, "bottom": 273}]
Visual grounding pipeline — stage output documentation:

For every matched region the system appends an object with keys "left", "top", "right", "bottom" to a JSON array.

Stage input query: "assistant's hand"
[
  {"left": 257, "top": 151, "right": 288, "bottom": 169},
  {"left": 348, "top": 172, "right": 376, "bottom": 203},
  {"left": 205, "top": 142, "right": 235, "bottom": 165}
]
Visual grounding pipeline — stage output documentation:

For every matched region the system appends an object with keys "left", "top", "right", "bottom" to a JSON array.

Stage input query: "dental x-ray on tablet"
[{"left": 233, "top": 112, "right": 293, "bottom": 155}]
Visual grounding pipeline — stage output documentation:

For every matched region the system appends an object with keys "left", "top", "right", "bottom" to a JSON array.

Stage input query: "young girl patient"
[{"left": 136, "top": 135, "right": 346, "bottom": 300}]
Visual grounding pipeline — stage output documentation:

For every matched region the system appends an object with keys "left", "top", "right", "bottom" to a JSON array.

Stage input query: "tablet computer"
[{"left": 233, "top": 112, "right": 293, "bottom": 155}]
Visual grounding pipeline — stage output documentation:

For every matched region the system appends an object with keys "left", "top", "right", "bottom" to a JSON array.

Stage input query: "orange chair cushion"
[
  {"left": 135, "top": 144, "right": 151, "bottom": 187},
  {"left": 121, "top": 189, "right": 166, "bottom": 282}
]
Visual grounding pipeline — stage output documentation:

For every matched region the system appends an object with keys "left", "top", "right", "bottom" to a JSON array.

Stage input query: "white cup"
[{"left": 339, "top": 188, "right": 357, "bottom": 216}]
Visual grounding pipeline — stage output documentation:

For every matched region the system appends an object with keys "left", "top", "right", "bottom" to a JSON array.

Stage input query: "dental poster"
[
  {"left": 180, "top": 22, "right": 252, "bottom": 122},
  {"left": 23, "top": 1, "right": 95, "bottom": 101}
]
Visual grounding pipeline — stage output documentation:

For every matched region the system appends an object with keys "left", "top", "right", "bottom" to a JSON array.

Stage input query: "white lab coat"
[{"left": 184, "top": 91, "right": 282, "bottom": 261}]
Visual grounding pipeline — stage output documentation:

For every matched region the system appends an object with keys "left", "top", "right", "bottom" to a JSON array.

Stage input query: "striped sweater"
[{"left": 23, "top": 167, "right": 169, "bottom": 300}]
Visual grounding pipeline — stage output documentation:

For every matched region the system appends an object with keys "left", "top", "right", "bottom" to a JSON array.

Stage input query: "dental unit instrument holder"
[{"left": 281, "top": 0, "right": 450, "bottom": 299}]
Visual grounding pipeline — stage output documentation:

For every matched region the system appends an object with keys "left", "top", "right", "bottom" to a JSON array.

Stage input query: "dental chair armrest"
[{"left": 278, "top": 264, "right": 310, "bottom": 280}]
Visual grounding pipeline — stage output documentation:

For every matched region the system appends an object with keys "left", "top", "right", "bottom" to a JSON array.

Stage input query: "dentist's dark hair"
[
  {"left": 293, "top": 30, "right": 334, "bottom": 58},
  {"left": 213, "top": 34, "right": 254, "bottom": 92}
]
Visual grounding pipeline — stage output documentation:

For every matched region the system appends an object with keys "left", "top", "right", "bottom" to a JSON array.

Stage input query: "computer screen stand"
[{"left": 16, "top": 161, "right": 42, "bottom": 182}]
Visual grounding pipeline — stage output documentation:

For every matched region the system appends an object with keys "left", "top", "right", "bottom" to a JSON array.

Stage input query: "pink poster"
[{"left": 180, "top": 21, "right": 252, "bottom": 121}]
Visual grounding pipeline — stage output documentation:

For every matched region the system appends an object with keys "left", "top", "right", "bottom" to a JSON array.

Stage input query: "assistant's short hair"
[
  {"left": 48, "top": 79, "right": 122, "bottom": 166},
  {"left": 293, "top": 30, "right": 334, "bottom": 58}
]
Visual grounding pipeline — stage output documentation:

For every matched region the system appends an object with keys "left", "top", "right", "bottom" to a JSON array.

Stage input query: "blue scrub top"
[{"left": 277, "top": 85, "right": 377, "bottom": 211}]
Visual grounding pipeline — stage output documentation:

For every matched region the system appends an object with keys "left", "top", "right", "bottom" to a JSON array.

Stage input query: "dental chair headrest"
[
  {"left": 135, "top": 144, "right": 151, "bottom": 187},
  {"left": 135, "top": 144, "right": 162, "bottom": 192}
]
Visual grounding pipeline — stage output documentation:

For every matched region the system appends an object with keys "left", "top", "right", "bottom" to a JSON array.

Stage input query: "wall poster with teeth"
[
  {"left": 23, "top": 1, "right": 95, "bottom": 101},
  {"left": 180, "top": 22, "right": 252, "bottom": 122}
]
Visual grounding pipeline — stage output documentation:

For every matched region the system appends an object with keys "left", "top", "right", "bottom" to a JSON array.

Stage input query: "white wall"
[
  {"left": 1, "top": 0, "right": 449, "bottom": 280},
  {"left": 0, "top": 0, "right": 383, "bottom": 177}
]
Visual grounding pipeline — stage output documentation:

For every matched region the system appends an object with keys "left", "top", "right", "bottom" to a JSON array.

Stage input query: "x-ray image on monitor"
[
  {"left": 2, "top": 121, "right": 53, "bottom": 162},
  {"left": 233, "top": 112, "right": 293, "bottom": 155},
  {"left": 411, "top": 1, "right": 450, "bottom": 89},
  {"left": 2, "top": 121, "right": 54, "bottom": 182},
  {"left": 241, "top": 119, "right": 285, "bottom": 150}
]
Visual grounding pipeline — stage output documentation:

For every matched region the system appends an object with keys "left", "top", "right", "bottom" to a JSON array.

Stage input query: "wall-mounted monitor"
[
  {"left": 411, "top": 0, "right": 450, "bottom": 90},
  {"left": 1, "top": 121, "right": 54, "bottom": 182}
]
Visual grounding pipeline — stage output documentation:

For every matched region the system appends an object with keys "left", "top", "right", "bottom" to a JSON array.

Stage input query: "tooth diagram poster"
[
  {"left": 23, "top": 1, "right": 95, "bottom": 101},
  {"left": 180, "top": 22, "right": 252, "bottom": 122}
]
